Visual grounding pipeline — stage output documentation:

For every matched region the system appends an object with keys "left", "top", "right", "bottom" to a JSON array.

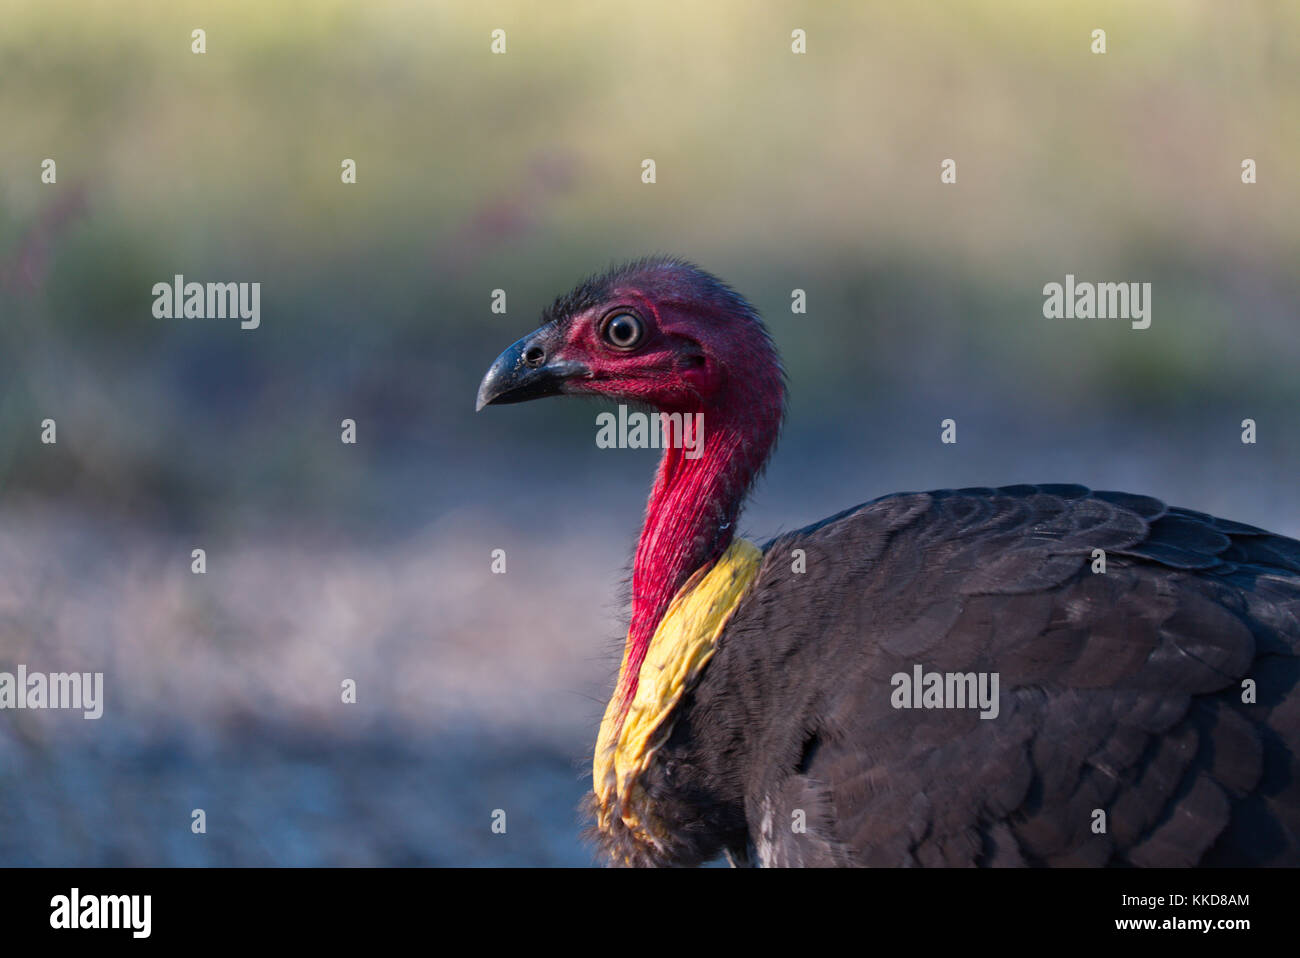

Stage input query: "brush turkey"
[{"left": 476, "top": 258, "right": 1300, "bottom": 867}]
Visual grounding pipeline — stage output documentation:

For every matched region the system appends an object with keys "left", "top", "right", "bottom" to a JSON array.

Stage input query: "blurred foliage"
[{"left": 1, "top": 0, "right": 1297, "bottom": 524}]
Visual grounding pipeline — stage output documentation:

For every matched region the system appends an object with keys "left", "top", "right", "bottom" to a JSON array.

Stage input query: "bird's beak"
[{"left": 476, "top": 327, "right": 590, "bottom": 411}]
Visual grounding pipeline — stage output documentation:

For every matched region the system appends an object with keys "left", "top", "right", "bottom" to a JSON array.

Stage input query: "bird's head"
[
  {"left": 476, "top": 259, "right": 787, "bottom": 754},
  {"left": 476, "top": 257, "right": 784, "bottom": 419}
]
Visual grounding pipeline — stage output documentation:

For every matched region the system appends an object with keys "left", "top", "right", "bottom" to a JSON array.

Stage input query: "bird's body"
[
  {"left": 477, "top": 258, "right": 1300, "bottom": 867},
  {"left": 600, "top": 484, "right": 1300, "bottom": 866}
]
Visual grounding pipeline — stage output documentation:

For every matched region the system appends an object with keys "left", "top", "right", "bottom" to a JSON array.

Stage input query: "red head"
[
  {"left": 477, "top": 258, "right": 785, "bottom": 711},
  {"left": 477, "top": 257, "right": 784, "bottom": 417}
]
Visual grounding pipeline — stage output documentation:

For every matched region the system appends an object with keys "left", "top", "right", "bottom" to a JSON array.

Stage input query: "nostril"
[{"left": 523, "top": 345, "right": 546, "bottom": 368}]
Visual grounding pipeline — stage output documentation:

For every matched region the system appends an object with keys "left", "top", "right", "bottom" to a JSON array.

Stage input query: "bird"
[{"left": 475, "top": 256, "right": 1300, "bottom": 867}]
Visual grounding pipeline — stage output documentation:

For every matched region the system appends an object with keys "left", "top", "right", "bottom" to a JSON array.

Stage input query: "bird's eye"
[{"left": 601, "top": 312, "right": 643, "bottom": 350}]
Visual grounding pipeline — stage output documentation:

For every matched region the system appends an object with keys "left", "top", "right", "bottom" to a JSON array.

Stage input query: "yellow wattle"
[{"left": 592, "top": 537, "right": 763, "bottom": 847}]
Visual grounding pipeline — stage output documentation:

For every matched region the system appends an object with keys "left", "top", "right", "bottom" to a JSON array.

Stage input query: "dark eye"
[{"left": 601, "top": 312, "right": 643, "bottom": 350}]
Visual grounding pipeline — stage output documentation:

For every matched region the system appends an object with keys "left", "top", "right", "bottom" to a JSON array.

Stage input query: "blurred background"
[{"left": 0, "top": 0, "right": 1297, "bottom": 865}]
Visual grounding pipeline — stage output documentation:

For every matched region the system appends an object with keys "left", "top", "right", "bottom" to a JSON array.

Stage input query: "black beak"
[{"left": 476, "top": 327, "right": 590, "bottom": 411}]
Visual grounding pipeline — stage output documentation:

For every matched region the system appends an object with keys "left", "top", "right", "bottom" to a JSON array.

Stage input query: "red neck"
[{"left": 615, "top": 393, "right": 782, "bottom": 712}]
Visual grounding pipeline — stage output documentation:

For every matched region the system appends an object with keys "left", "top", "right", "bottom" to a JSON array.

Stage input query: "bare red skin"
[{"left": 550, "top": 276, "right": 785, "bottom": 716}]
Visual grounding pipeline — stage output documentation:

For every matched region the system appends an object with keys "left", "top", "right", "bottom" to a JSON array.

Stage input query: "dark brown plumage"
[{"left": 617, "top": 485, "right": 1300, "bottom": 866}]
